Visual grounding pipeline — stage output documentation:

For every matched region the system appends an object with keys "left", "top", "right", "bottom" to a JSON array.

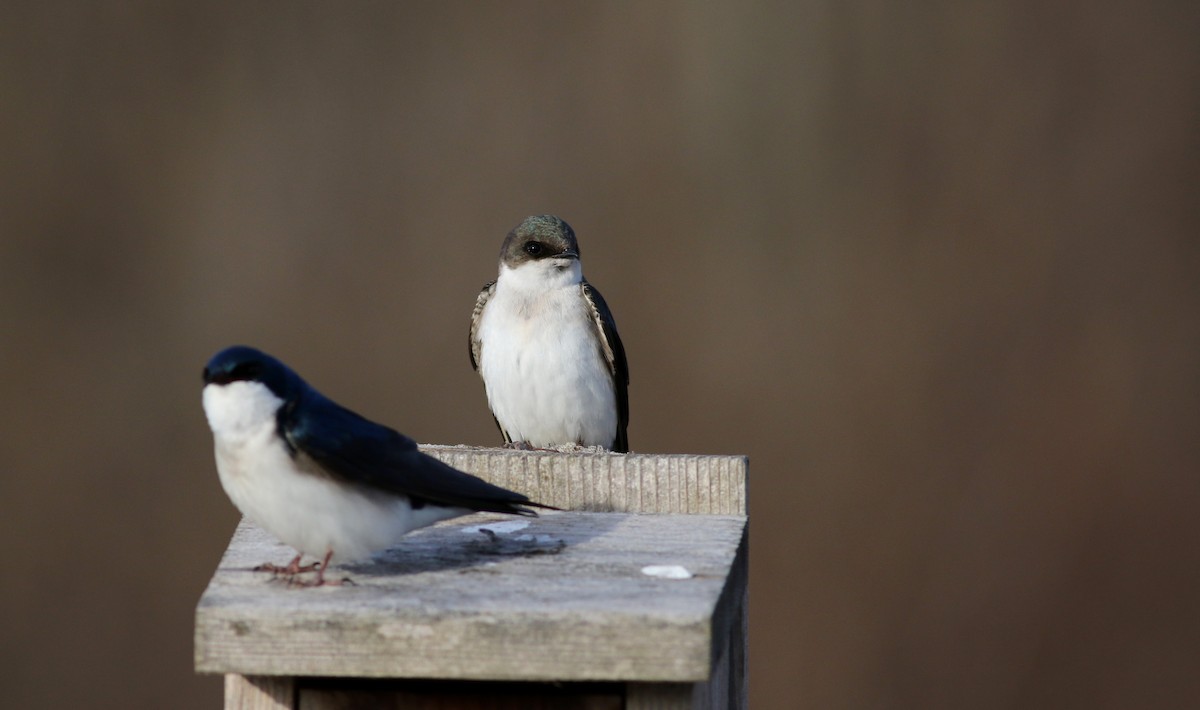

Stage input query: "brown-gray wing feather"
[
  {"left": 468, "top": 280, "right": 511, "bottom": 443},
  {"left": 581, "top": 281, "right": 630, "bottom": 452},
  {"left": 468, "top": 281, "right": 496, "bottom": 372}
]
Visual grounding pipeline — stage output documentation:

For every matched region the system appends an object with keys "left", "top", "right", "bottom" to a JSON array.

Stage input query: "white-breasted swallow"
[
  {"left": 469, "top": 215, "right": 629, "bottom": 452},
  {"left": 201, "top": 345, "right": 554, "bottom": 586}
]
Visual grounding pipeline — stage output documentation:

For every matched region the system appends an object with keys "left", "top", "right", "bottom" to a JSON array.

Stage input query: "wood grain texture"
[
  {"left": 418, "top": 446, "right": 748, "bottom": 515},
  {"left": 224, "top": 675, "right": 294, "bottom": 710},
  {"left": 695, "top": 523, "right": 749, "bottom": 710},
  {"left": 197, "top": 511, "right": 747, "bottom": 682}
]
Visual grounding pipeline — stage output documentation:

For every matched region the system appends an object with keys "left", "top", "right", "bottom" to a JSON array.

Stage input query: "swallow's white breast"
[
  {"left": 476, "top": 260, "right": 618, "bottom": 448},
  {"left": 202, "top": 382, "right": 463, "bottom": 562}
]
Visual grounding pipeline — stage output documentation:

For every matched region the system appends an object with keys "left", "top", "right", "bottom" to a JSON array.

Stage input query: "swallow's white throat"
[
  {"left": 202, "top": 380, "right": 282, "bottom": 443},
  {"left": 500, "top": 257, "right": 583, "bottom": 293}
]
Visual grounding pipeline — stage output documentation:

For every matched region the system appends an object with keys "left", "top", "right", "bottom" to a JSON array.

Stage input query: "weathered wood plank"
[
  {"left": 695, "top": 523, "right": 749, "bottom": 710},
  {"left": 419, "top": 446, "right": 748, "bottom": 515},
  {"left": 197, "top": 511, "right": 747, "bottom": 682},
  {"left": 224, "top": 674, "right": 294, "bottom": 710}
]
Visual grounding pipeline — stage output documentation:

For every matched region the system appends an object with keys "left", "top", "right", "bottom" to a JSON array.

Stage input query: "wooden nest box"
[{"left": 196, "top": 446, "right": 749, "bottom": 710}]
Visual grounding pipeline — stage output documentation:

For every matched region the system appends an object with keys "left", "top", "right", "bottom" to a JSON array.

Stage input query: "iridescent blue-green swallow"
[{"left": 201, "top": 345, "right": 554, "bottom": 586}]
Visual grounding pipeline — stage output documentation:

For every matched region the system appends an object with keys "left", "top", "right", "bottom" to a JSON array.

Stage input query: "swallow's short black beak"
[{"left": 557, "top": 250, "right": 579, "bottom": 260}]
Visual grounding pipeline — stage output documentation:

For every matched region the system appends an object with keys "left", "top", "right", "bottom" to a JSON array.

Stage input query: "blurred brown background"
[{"left": 2, "top": 2, "right": 1198, "bottom": 708}]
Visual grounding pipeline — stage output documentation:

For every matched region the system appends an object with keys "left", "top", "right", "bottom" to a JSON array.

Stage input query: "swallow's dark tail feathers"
[
  {"left": 412, "top": 452, "right": 561, "bottom": 517},
  {"left": 482, "top": 499, "right": 562, "bottom": 517}
]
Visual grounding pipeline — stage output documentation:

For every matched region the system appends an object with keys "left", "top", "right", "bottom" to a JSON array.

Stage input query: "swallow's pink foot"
[
  {"left": 254, "top": 554, "right": 319, "bottom": 577},
  {"left": 284, "top": 549, "right": 355, "bottom": 587}
]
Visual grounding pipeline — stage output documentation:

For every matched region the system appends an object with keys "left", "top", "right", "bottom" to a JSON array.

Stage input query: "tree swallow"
[
  {"left": 469, "top": 215, "right": 629, "bottom": 452},
  {"left": 201, "top": 345, "right": 554, "bottom": 586}
]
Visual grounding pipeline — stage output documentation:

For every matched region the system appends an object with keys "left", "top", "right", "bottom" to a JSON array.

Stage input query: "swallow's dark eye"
[
  {"left": 205, "top": 368, "right": 236, "bottom": 385},
  {"left": 524, "top": 241, "right": 544, "bottom": 257},
  {"left": 206, "top": 361, "right": 263, "bottom": 385}
]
